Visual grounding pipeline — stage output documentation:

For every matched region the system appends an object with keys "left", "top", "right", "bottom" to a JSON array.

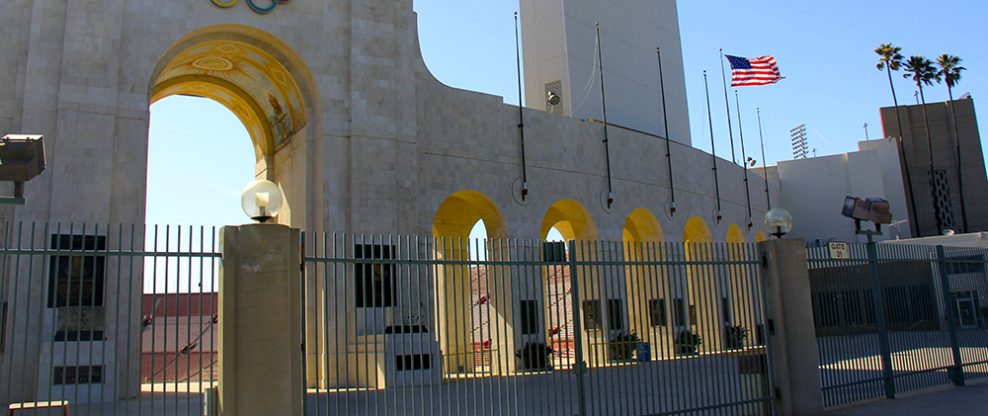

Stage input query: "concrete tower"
[{"left": 520, "top": 0, "right": 691, "bottom": 145}]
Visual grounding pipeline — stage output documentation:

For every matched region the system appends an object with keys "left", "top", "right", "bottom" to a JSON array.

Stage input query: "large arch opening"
[
  {"left": 144, "top": 24, "right": 323, "bottom": 389},
  {"left": 681, "top": 216, "right": 725, "bottom": 352},
  {"left": 622, "top": 209, "right": 674, "bottom": 361},
  {"left": 149, "top": 24, "right": 318, "bottom": 227},
  {"left": 538, "top": 200, "right": 601, "bottom": 367},
  {"left": 432, "top": 191, "right": 512, "bottom": 377}
]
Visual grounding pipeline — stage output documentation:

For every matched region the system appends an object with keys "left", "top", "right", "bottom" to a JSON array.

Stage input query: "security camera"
[{"left": 546, "top": 91, "right": 561, "bottom": 106}]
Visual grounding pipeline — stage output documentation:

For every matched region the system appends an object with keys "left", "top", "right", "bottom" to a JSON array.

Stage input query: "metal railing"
[
  {"left": 0, "top": 223, "right": 221, "bottom": 416},
  {"left": 302, "top": 235, "right": 772, "bottom": 416},
  {"left": 808, "top": 242, "right": 988, "bottom": 409},
  {"left": 1, "top": 225, "right": 773, "bottom": 416}
]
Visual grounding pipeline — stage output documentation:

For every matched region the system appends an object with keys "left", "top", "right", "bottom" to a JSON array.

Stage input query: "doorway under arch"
[
  {"left": 432, "top": 191, "right": 512, "bottom": 376},
  {"left": 622, "top": 208, "right": 673, "bottom": 361}
]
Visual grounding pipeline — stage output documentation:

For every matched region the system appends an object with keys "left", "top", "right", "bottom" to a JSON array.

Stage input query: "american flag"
[{"left": 725, "top": 55, "right": 782, "bottom": 87}]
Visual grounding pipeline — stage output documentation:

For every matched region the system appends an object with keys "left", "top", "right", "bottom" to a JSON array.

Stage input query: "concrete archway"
[
  {"left": 432, "top": 191, "right": 512, "bottom": 375},
  {"left": 622, "top": 208, "right": 672, "bottom": 360},
  {"left": 149, "top": 24, "right": 320, "bottom": 227},
  {"left": 680, "top": 216, "right": 724, "bottom": 352}
]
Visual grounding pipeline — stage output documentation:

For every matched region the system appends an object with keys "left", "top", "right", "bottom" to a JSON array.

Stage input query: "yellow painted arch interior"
[
  {"left": 682, "top": 216, "right": 713, "bottom": 243},
  {"left": 623, "top": 208, "right": 664, "bottom": 243},
  {"left": 432, "top": 190, "right": 508, "bottom": 239},
  {"left": 151, "top": 27, "right": 309, "bottom": 160},
  {"left": 541, "top": 200, "right": 598, "bottom": 241},
  {"left": 726, "top": 224, "right": 745, "bottom": 243},
  {"left": 755, "top": 231, "right": 767, "bottom": 242}
]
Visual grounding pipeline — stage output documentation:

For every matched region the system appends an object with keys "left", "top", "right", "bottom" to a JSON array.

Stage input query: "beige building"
[{"left": 0, "top": 0, "right": 770, "bottom": 406}]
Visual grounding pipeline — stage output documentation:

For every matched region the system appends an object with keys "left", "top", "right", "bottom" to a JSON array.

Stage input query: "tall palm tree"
[
  {"left": 937, "top": 54, "right": 968, "bottom": 232},
  {"left": 903, "top": 55, "right": 944, "bottom": 233},
  {"left": 876, "top": 43, "right": 920, "bottom": 236}
]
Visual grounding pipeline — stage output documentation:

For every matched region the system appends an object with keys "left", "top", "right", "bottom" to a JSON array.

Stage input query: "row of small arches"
[{"left": 432, "top": 190, "right": 766, "bottom": 245}]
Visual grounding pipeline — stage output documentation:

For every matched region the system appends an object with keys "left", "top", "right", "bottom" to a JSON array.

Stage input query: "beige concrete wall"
[{"left": 0, "top": 0, "right": 772, "bottom": 402}]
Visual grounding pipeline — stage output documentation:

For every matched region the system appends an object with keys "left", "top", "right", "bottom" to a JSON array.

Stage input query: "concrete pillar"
[
  {"left": 759, "top": 239, "right": 823, "bottom": 416},
  {"left": 218, "top": 224, "right": 303, "bottom": 416}
]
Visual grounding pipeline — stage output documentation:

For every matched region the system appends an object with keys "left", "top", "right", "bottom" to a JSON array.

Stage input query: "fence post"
[
  {"left": 218, "top": 223, "right": 303, "bottom": 416},
  {"left": 568, "top": 240, "right": 587, "bottom": 416},
  {"left": 866, "top": 239, "right": 896, "bottom": 399},
  {"left": 759, "top": 238, "right": 823, "bottom": 416},
  {"left": 935, "top": 245, "right": 966, "bottom": 386}
]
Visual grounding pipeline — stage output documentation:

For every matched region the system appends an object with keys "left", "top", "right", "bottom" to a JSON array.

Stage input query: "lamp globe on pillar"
[
  {"left": 764, "top": 207, "right": 793, "bottom": 239},
  {"left": 241, "top": 179, "right": 284, "bottom": 223}
]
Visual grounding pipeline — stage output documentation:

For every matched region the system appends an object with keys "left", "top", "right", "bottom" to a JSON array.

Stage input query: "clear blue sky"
[{"left": 148, "top": 0, "right": 988, "bottom": 230}]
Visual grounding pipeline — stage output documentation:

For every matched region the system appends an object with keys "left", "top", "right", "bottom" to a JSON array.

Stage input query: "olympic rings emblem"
[{"left": 212, "top": 0, "right": 290, "bottom": 14}]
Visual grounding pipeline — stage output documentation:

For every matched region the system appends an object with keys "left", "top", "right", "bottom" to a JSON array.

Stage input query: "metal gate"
[
  {"left": 301, "top": 234, "right": 773, "bottom": 416},
  {"left": 807, "top": 242, "right": 988, "bottom": 409}
]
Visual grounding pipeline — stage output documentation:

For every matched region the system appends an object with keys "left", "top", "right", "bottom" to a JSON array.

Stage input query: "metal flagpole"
[
  {"left": 657, "top": 47, "right": 676, "bottom": 216},
  {"left": 596, "top": 22, "right": 614, "bottom": 208},
  {"left": 720, "top": 49, "right": 738, "bottom": 164},
  {"left": 757, "top": 108, "right": 772, "bottom": 210},
  {"left": 735, "top": 90, "right": 754, "bottom": 229},
  {"left": 514, "top": 12, "right": 529, "bottom": 200},
  {"left": 703, "top": 71, "right": 723, "bottom": 222}
]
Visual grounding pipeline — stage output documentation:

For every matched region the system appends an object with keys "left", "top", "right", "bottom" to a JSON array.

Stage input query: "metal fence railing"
[
  {"left": 1, "top": 224, "right": 773, "bottom": 416},
  {"left": 301, "top": 235, "right": 772, "bottom": 416},
  {"left": 0, "top": 223, "right": 221, "bottom": 416},
  {"left": 808, "top": 241, "right": 988, "bottom": 409}
]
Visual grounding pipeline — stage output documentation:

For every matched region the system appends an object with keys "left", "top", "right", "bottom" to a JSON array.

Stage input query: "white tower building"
[{"left": 520, "top": 0, "right": 692, "bottom": 145}]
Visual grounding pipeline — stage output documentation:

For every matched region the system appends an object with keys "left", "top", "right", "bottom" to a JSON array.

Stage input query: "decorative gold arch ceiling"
[{"left": 151, "top": 39, "right": 307, "bottom": 159}]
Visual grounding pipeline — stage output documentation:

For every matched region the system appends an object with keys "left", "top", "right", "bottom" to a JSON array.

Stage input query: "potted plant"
[
  {"left": 515, "top": 342, "right": 553, "bottom": 371},
  {"left": 607, "top": 331, "right": 640, "bottom": 362},
  {"left": 675, "top": 330, "right": 703, "bottom": 355},
  {"left": 725, "top": 325, "right": 749, "bottom": 350}
]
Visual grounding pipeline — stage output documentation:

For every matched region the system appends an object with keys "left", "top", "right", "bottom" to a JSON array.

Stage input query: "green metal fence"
[
  {"left": 0, "top": 223, "right": 221, "bottom": 416},
  {"left": 302, "top": 235, "right": 773, "bottom": 416},
  {"left": 0, "top": 225, "right": 773, "bottom": 416},
  {"left": 808, "top": 242, "right": 988, "bottom": 409}
]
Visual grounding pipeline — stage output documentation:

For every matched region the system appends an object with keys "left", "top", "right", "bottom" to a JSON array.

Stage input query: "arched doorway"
[
  {"left": 540, "top": 200, "right": 602, "bottom": 367},
  {"left": 147, "top": 23, "right": 323, "bottom": 388},
  {"left": 149, "top": 24, "right": 319, "bottom": 228},
  {"left": 432, "top": 191, "right": 511, "bottom": 376},
  {"left": 622, "top": 209, "right": 671, "bottom": 360},
  {"left": 681, "top": 216, "right": 724, "bottom": 352}
]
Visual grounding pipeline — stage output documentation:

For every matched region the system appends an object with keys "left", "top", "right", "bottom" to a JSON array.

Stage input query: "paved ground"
[{"left": 827, "top": 379, "right": 988, "bottom": 416}]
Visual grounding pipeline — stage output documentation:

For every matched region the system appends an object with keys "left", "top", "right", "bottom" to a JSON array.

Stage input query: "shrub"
[
  {"left": 725, "top": 325, "right": 749, "bottom": 350},
  {"left": 607, "top": 331, "right": 640, "bottom": 362},
  {"left": 515, "top": 342, "right": 553, "bottom": 371},
  {"left": 675, "top": 330, "right": 703, "bottom": 355}
]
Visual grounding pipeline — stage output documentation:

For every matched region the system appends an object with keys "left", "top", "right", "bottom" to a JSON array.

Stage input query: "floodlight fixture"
[
  {"left": 841, "top": 196, "right": 893, "bottom": 236},
  {"left": 546, "top": 91, "right": 561, "bottom": 106},
  {"left": 0, "top": 134, "right": 47, "bottom": 204}
]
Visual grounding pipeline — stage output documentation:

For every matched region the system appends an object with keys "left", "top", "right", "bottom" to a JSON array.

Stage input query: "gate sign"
[
  {"left": 212, "top": 0, "right": 290, "bottom": 14},
  {"left": 828, "top": 242, "right": 850, "bottom": 260}
]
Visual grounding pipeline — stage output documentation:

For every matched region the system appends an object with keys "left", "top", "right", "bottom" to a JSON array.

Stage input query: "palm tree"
[
  {"left": 876, "top": 43, "right": 920, "bottom": 236},
  {"left": 937, "top": 54, "right": 968, "bottom": 232},
  {"left": 903, "top": 55, "right": 945, "bottom": 233}
]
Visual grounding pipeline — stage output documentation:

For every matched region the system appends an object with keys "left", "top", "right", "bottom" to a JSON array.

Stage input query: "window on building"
[
  {"left": 583, "top": 300, "right": 602, "bottom": 331},
  {"left": 354, "top": 244, "right": 395, "bottom": 308},
  {"left": 721, "top": 297, "right": 731, "bottom": 324},
  {"left": 542, "top": 242, "right": 567, "bottom": 262},
  {"left": 520, "top": 300, "right": 539, "bottom": 335},
  {"left": 54, "top": 365, "right": 103, "bottom": 385},
  {"left": 648, "top": 299, "right": 667, "bottom": 327},
  {"left": 673, "top": 298, "right": 686, "bottom": 327},
  {"left": 607, "top": 299, "right": 624, "bottom": 331},
  {"left": 395, "top": 354, "right": 432, "bottom": 371},
  {"left": 47, "top": 234, "right": 106, "bottom": 342},
  {"left": 947, "top": 255, "right": 986, "bottom": 274}
]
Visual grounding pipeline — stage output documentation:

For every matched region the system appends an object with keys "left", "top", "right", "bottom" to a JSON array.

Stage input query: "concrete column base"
[{"left": 218, "top": 224, "right": 303, "bottom": 416}]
